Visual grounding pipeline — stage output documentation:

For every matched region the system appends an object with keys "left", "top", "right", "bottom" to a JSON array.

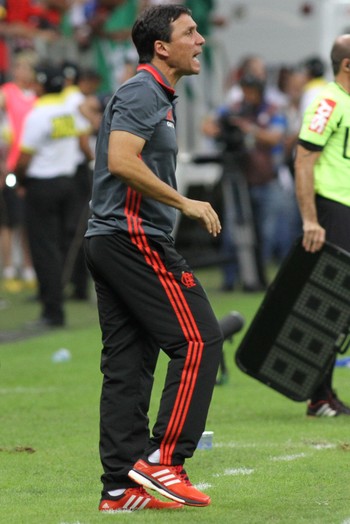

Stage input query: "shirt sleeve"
[
  {"left": 65, "top": 91, "right": 91, "bottom": 134},
  {"left": 110, "top": 81, "right": 159, "bottom": 141},
  {"left": 298, "top": 95, "right": 339, "bottom": 147}
]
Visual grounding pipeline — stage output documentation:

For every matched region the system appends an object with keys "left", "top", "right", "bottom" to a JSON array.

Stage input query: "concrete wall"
[{"left": 213, "top": 0, "right": 350, "bottom": 67}]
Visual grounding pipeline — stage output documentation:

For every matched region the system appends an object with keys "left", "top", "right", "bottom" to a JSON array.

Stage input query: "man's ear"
[{"left": 154, "top": 40, "right": 169, "bottom": 59}]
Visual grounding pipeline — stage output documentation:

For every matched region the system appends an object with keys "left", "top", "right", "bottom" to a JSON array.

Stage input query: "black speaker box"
[{"left": 235, "top": 239, "right": 350, "bottom": 401}]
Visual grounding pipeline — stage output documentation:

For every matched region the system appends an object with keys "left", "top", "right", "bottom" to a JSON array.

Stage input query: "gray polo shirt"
[{"left": 85, "top": 64, "right": 178, "bottom": 240}]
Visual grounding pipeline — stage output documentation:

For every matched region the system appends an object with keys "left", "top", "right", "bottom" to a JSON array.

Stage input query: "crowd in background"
[
  {"left": 0, "top": 1, "right": 223, "bottom": 94},
  {"left": 0, "top": 0, "right": 330, "bottom": 316},
  {"left": 201, "top": 54, "right": 328, "bottom": 291}
]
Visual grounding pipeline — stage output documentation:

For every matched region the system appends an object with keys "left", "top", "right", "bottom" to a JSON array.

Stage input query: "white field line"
[
  {"left": 341, "top": 519, "right": 350, "bottom": 524},
  {"left": 208, "top": 440, "right": 337, "bottom": 487},
  {"left": 195, "top": 483, "right": 212, "bottom": 490},
  {"left": 214, "top": 441, "right": 278, "bottom": 449},
  {"left": 309, "top": 443, "right": 336, "bottom": 450},
  {"left": 215, "top": 441, "right": 337, "bottom": 451},
  {"left": 270, "top": 452, "right": 308, "bottom": 462},
  {"left": 213, "top": 467, "right": 254, "bottom": 478}
]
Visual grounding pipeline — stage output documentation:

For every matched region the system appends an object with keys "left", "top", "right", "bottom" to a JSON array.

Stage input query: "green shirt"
[
  {"left": 93, "top": 0, "right": 138, "bottom": 94},
  {"left": 298, "top": 81, "right": 350, "bottom": 207}
]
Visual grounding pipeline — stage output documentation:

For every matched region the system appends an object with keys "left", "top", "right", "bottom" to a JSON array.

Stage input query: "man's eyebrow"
[{"left": 183, "top": 23, "right": 197, "bottom": 32}]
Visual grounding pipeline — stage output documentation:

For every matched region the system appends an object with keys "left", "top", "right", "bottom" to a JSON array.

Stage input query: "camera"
[{"left": 217, "top": 112, "right": 245, "bottom": 154}]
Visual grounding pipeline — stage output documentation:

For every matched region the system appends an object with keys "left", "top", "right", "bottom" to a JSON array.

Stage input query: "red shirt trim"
[{"left": 137, "top": 64, "right": 175, "bottom": 96}]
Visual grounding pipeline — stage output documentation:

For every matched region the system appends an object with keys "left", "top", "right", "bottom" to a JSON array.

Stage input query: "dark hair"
[
  {"left": 35, "top": 64, "right": 64, "bottom": 93},
  {"left": 132, "top": 4, "right": 191, "bottom": 64},
  {"left": 240, "top": 74, "right": 265, "bottom": 94},
  {"left": 303, "top": 56, "right": 325, "bottom": 78}
]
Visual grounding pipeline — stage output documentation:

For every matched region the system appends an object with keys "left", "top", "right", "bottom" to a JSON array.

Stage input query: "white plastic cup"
[
  {"left": 51, "top": 348, "right": 71, "bottom": 363},
  {"left": 197, "top": 431, "right": 214, "bottom": 450}
]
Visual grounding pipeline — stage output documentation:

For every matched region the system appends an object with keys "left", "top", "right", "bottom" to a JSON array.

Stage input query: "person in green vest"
[{"left": 295, "top": 33, "right": 350, "bottom": 417}]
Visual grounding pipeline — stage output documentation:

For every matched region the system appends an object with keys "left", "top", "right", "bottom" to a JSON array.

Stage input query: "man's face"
[
  {"left": 13, "top": 61, "right": 35, "bottom": 86},
  {"left": 164, "top": 14, "right": 205, "bottom": 77},
  {"left": 242, "top": 85, "right": 262, "bottom": 106}
]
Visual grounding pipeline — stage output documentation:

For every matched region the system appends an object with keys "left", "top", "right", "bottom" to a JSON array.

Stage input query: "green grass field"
[{"left": 1, "top": 268, "right": 350, "bottom": 524}]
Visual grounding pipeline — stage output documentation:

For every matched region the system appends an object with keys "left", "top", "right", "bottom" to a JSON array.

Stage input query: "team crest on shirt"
[
  {"left": 308, "top": 98, "right": 336, "bottom": 134},
  {"left": 181, "top": 271, "right": 196, "bottom": 288},
  {"left": 166, "top": 108, "right": 175, "bottom": 128}
]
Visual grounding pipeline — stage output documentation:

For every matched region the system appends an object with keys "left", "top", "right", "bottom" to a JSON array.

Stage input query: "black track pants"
[
  {"left": 84, "top": 232, "right": 223, "bottom": 491},
  {"left": 25, "top": 176, "right": 76, "bottom": 323}
]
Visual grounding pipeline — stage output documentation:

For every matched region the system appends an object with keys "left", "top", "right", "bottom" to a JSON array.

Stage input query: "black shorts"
[{"left": 316, "top": 195, "right": 350, "bottom": 253}]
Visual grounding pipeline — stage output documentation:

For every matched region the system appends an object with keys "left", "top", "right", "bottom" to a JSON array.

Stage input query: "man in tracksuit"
[{"left": 84, "top": 4, "right": 224, "bottom": 512}]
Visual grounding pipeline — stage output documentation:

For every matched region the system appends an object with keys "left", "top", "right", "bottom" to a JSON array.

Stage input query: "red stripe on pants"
[{"left": 124, "top": 187, "right": 204, "bottom": 464}]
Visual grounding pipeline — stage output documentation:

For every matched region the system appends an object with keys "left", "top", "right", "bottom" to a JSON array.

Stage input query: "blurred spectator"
[
  {"left": 74, "top": 66, "right": 103, "bottom": 132},
  {"left": 0, "top": 50, "right": 38, "bottom": 292},
  {"left": 59, "top": 1, "right": 98, "bottom": 71},
  {"left": 0, "top": 0, "right": 65, "bottom": 65},
  {"left": 89, "top": 0, "right": 138, "bottom": 94},
  {"left": 226, "top": 55, "right": 287, "bottom": 109},
  {"left": 60, "top": 0, "right": 97, "bottom": 52},
  {"left": 203, "top": 73, "right": 287, "bottom": 291},
  {"left": 282, "top": 68, "right": 307, "bottom": 178},
  {"left": 272, "top": 68, "right": 306, "bottom": 261},
  {"left": 14, "top": 63, "right": 85, "bottom": 327},
  {"left": 299, "top": 56, "right": 327, "bottom": 115},
  {"left": 61, "top": 60, "right": 98, "bottom": 300}
]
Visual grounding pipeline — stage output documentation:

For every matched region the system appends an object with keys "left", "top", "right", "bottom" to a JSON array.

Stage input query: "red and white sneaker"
[
  {"left": 128, "top": 459, "right": 211, "bottom": 507},
  {"left": 99, "top": 486, "right": 183, "bottom": 511}
]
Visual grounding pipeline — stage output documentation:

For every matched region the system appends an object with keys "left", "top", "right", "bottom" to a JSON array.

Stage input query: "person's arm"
[
  {"left": 79, "top": 96, "right": 102, "bottom": 133},
  {"left": 250, "top": 124, "right": 284, "bottom": 146},
  {"left": 14, "top": 151, "right": 33, "bottom": 186},
  {"left": 79, "top": 134, "right": 94, "bottom": 163},
  {"left": 108, "top": 130, "right": 221, "bottom": 237},
  {"left": 294, "top": 143, "right": 325, "bottom": 252},
  {"left": 233, "top": 116, "right": 284, "bottom": 147},
  {"left": 0, "top": 90, "right": 5, "bottom": 110}
]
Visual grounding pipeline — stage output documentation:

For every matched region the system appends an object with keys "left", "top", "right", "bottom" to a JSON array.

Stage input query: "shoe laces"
[
  {"left": 172, "top": 465, "right": 192, "bottom": 486},
  {"left": 135, "top": 486, "right": 152, "bottom": 498}
]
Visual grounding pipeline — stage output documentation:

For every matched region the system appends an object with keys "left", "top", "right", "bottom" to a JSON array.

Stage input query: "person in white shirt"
[{"left": 15, "top": 64, "right": 83, "bottom": 327}]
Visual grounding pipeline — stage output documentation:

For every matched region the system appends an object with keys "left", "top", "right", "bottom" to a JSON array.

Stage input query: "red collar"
[{"left": 137, "top": 64, "right": 175, "bottom": 96}]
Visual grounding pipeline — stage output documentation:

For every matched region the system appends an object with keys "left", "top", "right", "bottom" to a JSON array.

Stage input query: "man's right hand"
[
  {"left": 302, "top": 220, "right": 326, "bottom": 253},
  {"left": 181, "top": 197, "right": 221, "bottom": 237}
]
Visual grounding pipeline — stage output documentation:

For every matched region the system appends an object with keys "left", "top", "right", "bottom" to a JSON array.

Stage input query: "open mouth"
[{"left": 193, "top": 52, "right": 201, "bottom": 64}]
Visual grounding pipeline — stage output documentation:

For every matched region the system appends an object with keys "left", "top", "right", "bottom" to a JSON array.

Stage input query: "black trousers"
[
  {"left": 311, "top": 195, "right": 350, "bottom": 401},
  {"left": 25, "top": 176, "right": 77, "bottom": 323},
  {"left": 84, "top": 232, "right": 223, "bottom": 491}
]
